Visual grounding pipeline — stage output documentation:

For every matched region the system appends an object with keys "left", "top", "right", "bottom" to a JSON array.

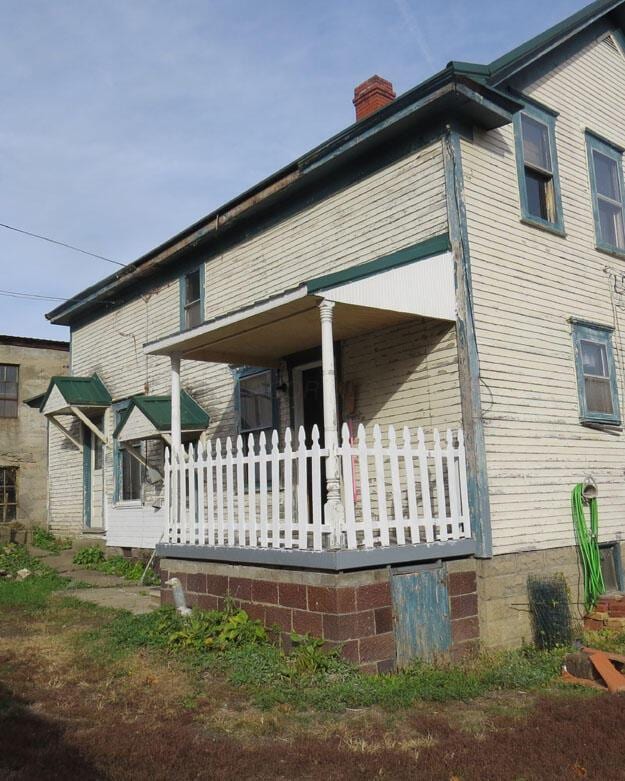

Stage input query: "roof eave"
[{"left": 46, "top": 70, "right": 520, "bottom": 328}]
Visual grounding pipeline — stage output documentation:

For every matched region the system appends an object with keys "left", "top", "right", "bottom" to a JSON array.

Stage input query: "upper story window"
[
  {"left": 180, "top": 266, "right": 204, "bottom": 330},
  {"left": 513, "top": 104, "right": 564, "bottom": 233},
  {"left": 586, "top": 133, "right": 625, "bottom": 255},
  {"left": 571, "top": 320, "right": 620, "bottom": 426},
  {"left": 0, "top": 365, "right": 18, "bottom": 418}
]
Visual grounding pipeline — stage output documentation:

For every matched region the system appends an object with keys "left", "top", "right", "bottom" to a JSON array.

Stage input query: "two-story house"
[{"left": 38, "top": 0, "right": 625, "bottom": 669}]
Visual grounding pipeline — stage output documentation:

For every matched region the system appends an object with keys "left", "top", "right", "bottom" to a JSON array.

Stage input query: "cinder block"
[
  {"left": 322, "top": 611, "right": 375, "bottom": 642},
  {"left": 278, "top": 582, "right": 307, "bottom": 610},
  {"left": 359, "top": 632, "right": 395, "bottom": 663},
  {"left": 251, "top": 579, "right": 279, "bottom": 605}
]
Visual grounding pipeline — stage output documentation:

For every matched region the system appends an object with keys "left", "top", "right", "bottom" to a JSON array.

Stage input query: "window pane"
[
  {"left": 522, "top": 115, "right": 551, "bottom": 171},
  {"left": 598, "top": 198, "right": 625, "bottom": 248},
  {"left": 121, "top": 445, "right": 144, "bottom": 500},
  {"left": 0, "top": 400, "right": 17, "bottom": 418},
  {"left": 593, "top": 150, "right": 621, "bottom": 201},
  {"left": 240, "top": 372, "right": 273, "bottom": 432},
  {"left": 585, "top": 376, "right": 614, "bottom": 414},
  {"left": 525, "top": 168, "right": 552, "bottom": 221},
  {"left": 0, "top": 467, "right": 17, "bottom": 522},
  {"left": 185, "top": 270, "right": 200, "bottom": 305},
  {"left": 581, "top": 340, "right": 609, "bottom": 377},
  {"left": 185, "top": 300, "right": 201, "bottom": 329}
]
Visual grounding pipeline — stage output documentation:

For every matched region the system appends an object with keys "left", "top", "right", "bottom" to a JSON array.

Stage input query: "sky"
[{"left": 0, "top": 0, "right": 588, "bottom": 341}]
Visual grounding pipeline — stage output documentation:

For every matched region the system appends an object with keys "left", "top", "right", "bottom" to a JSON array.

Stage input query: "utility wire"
[
  {"left": 0, "top": 222, "right": 124, "bottom": 266},
  {"left": 0, "top": 289, "right": 72, "bottom": 302}
]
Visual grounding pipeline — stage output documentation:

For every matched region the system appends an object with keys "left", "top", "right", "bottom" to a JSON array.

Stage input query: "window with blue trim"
[
  {"left": 571, "top": 321, "right": 620, "bottom": 425},
  {"left": 180, "top": 265, "right": 204, "bottom": 330},
  {"left": 513, "top": 104, "right": 564, "bottom": 232},
  {"left": 586, "top": 133, "right": 625, "bottom": 254},
  {"left": 113, "top": 401, "right": 145, "bottom": 502}
]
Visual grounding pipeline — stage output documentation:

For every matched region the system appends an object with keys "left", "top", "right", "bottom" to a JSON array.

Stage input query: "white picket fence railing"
[{"left": 165, "top": 423, "right": 471, "bottom": 551}]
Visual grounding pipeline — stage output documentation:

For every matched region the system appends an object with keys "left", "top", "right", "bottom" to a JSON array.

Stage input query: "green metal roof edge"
[
  {"left": 447, "top": 1, "right": 623, "bottom": 85},
  {"left": 490, "top": 0, "right": 622, "bottom": 83},
  {"left": 39, "top": 372, "right": 112, "bottom": 411},
  {"left": 113, "top": 390, "right": 209, "bottom": 438},
  {"left": 306, "top": 233, "right": 451, "bottom": 294}
]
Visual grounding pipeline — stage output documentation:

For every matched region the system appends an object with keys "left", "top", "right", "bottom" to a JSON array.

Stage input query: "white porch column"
[
  {"left": 319, "top": 299, "right": 344, "bottom": 547},
  {"left": 170, "top": 355, "right": 182, "bottom": 454}
]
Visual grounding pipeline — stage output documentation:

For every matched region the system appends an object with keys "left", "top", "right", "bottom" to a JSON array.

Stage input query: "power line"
[
  {"left": 0, "top": 289, "right": 71, "bottom": 302},
  {"left": 0, "top": 222, "right": 124, "bottom": 266}
]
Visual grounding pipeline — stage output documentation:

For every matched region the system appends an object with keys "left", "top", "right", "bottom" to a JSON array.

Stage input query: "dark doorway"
[
  {"left": 295, "top": 363, "right": 327, "bottom": 509},
  {"left": 301, "top": 365, "right": 324, "bottom": 445}
]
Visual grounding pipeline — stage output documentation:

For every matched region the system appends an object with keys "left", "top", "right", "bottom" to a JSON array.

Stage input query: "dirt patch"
[{"left": 2, "top": 598, "right": 625, "bottom": 780}]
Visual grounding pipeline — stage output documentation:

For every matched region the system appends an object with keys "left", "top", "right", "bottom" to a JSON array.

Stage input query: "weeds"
[
  {"left": 73, "top": 546, "right": 160, "bottom": 585},
  {"left": 0, "top": 545, "right": 74, "bottom": 610},
  {"left": 31, "top": 527, "right": 72, "bottom": 553}
]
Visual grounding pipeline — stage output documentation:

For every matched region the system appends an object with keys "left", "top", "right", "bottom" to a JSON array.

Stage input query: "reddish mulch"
[{"left": 2, "top": 680, "right": 625, "bottom": 780}]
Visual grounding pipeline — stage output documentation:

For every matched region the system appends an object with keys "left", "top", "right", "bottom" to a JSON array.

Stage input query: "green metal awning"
[
  {"left": 39, "top": 373, "right": 112, "bottom": 415},
  {"left": 114, "top": 391, "right": 209, "bottom": 442}
]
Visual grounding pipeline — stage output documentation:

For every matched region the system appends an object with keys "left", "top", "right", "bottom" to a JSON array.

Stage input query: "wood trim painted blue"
[
  {"left": 585, "top": 131, "right": 625, "bottom": 258},
  {"left": 112, "top": 400, "right": 130, "bottom": 503},
  {"left": 82, "top": 424, "right": 91, "bottom": 527},
  {"left": 306, "top": 233, "right": 451, "bottom": 293},
  {"left": 443, "top": 128, "right": 492, "bottom": 559},
  {"left": 513, "top": 101, "right": 565, "bottom": 234},
  {"left": 179, "top": 263, "right": 206, "bottom": 331},
  {"left": 571, "top": 320, "right": 621, "bottom": 426}
]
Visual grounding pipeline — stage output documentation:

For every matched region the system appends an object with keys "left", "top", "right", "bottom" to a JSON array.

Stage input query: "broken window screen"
[
  {"left": 0, "top": 365, "right": 18, "bottom": 418},
  {"left": 239, "top": 371, "right": 273, "bottom": 435},
  {"left": 184, "top": 269, "right": 201, "bottom": 329},
  {"left": 581, "top": 339, "right": 614, "bottom": 415},
  {"left": 0, "top": 467, "right": 17, "bottom": 522},
  {"left": 121, "top": 443, "right": 145, "bottom": 501},
  {"left": 521, "top": 113, "right": 556, "bottom": 223}
]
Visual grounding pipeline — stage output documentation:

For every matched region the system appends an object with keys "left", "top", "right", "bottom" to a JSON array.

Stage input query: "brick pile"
[{"left": 583, "top": 594, "right": 625, "bottom": 631}]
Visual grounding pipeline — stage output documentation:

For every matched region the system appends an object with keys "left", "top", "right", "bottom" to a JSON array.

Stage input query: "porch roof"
[
  {"left": 114, "top": 391, "right": 209, "bottom": 442},
  {"left": 144, "top": 234, "right": 455, "bottom": 367}
]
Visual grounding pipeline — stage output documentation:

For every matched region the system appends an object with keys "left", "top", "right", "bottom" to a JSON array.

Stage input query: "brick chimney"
[{"left": 353, "top": 75, "right": 396, "bottom": 121}]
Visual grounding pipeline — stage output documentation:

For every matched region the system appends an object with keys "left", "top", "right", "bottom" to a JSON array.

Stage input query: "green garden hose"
[{"left": 571, "top": 483, "right": 605, "bottom": 612}]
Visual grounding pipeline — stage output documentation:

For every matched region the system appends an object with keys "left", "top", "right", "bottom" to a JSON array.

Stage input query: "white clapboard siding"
[
  {"left": 165, "top": 424, "right": 470, "bottom": 551},
  {"left": 461, "top": 25, "right": 625, "bottom": 555},
  {"left": 106, "top": 504, "right": 165, "bottom": 549}
]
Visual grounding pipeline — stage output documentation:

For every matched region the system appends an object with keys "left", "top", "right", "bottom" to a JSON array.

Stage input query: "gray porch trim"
[{"left": 156, "top": 538, "right": 476, "bottom": 572}]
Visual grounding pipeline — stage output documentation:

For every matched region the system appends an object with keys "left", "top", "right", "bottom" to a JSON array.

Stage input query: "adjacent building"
[
  {"left": 0, "top": 335, "right": 69, "bottom": 527},
  {"left": 35, "top": 0, "right": 625, "bottom": 666}
]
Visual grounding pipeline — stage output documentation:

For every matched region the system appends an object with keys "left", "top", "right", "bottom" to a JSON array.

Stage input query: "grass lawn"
[{"left": 1, "top": 545, "right": 625, "bottom": 780}]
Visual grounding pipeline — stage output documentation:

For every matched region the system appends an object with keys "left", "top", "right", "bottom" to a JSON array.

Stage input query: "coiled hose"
[{"left": 571, "top": 483, "right": 605, "bottom": 612}]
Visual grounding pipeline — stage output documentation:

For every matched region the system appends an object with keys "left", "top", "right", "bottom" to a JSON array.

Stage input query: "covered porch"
[{"left": 145, "top": 236, "right": 474, "bottom": 565}]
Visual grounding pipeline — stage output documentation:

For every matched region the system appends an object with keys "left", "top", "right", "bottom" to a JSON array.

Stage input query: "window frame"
[
  {"left": 513, "top": 102, "right": 565, "bottom": 235},
  {"left": 0, "top": 466, "right": 17, "bottom": 522},
  {"left": 179, "top": 264, "right": 205, "bottom": 331},
  {"left": 113, "top": 401, "right": 146, "bottom": 505},
  {"left": 236, "top": 367, "right": 278, "bottom": 440},
  {"left": 586, "top": 131, "right": 625, "bottom": 257},
  {"left": 0, "top": 363, "right": 19, "bottom": 418},
  {"left": 571, "top": 320, "right": 621, "bottom": 426}
]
